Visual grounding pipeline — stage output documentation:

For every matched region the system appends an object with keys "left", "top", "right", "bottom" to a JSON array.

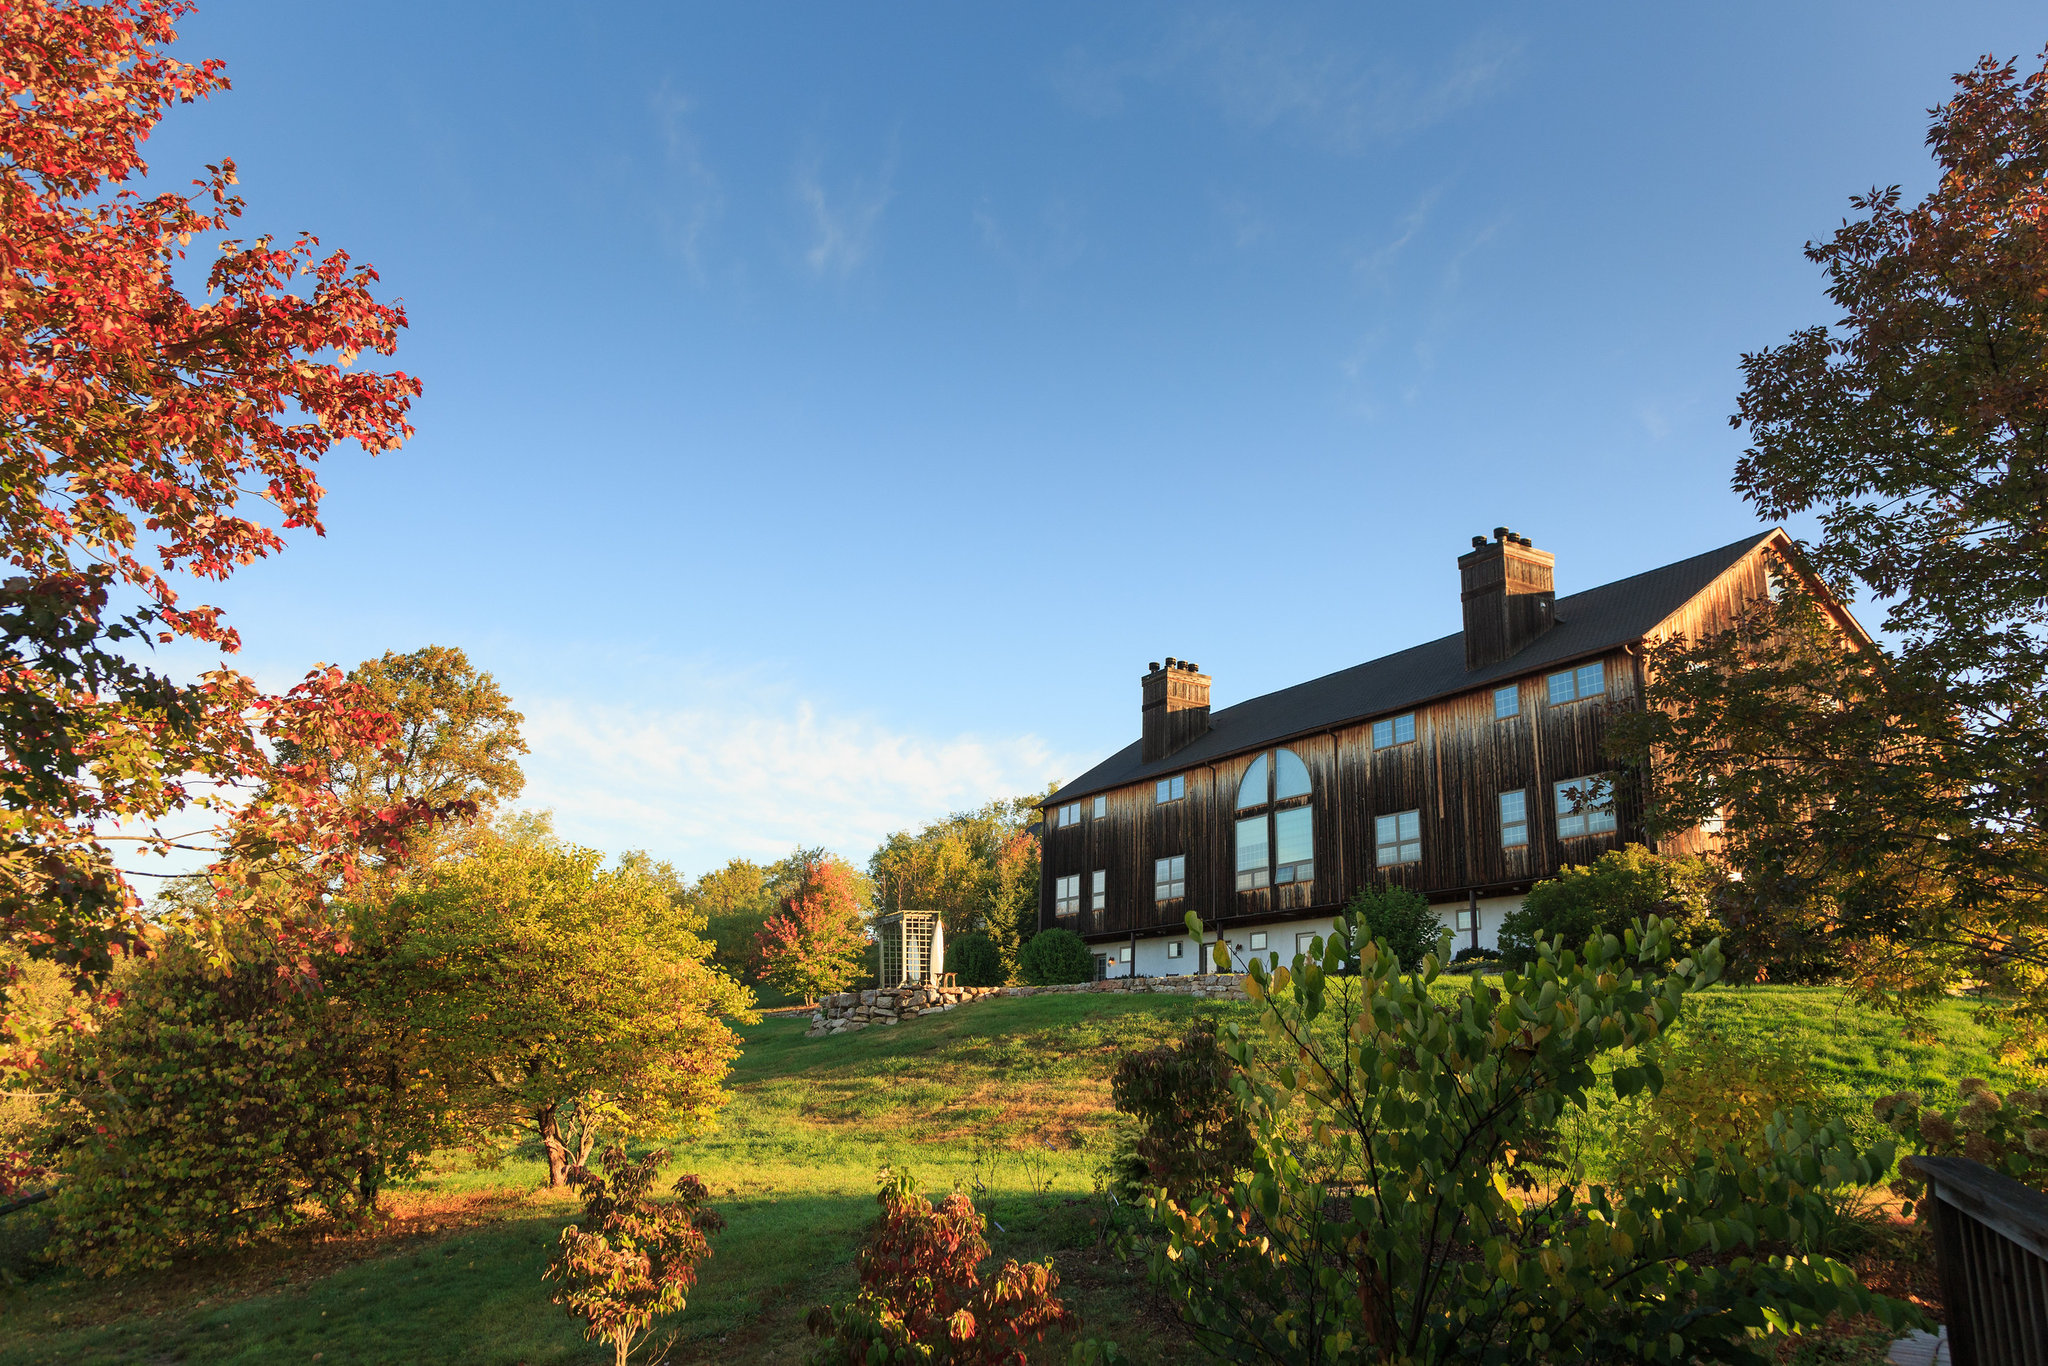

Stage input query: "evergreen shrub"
[
  {"left": 946, "top": 931, "right": 1006, "bottom": 987},
  {"left": 1342, "top": 883, "right": 1444, "bottom": 969},
  {"left": 1018, "top": 927, "right": 1092, "bottom": 985}
]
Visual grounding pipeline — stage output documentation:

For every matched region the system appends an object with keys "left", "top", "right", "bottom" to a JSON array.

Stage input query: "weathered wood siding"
[{"left": 1041, "top": 649, "right": 1649, "bottom": 941}]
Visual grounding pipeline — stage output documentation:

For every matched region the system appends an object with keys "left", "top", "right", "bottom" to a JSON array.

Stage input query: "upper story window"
[
  {"left": 1235, "top": 747, "right": 1314, "bottom": 891},
  {"left": 1055, "top": 802, "right": 1081, "bottom": 829},
  {"left": 1155, "top": 774, "right": 1185, "bottom": 803},
  {"left": 1091, "top": 795, "right": 1106, "bottom": 819},
  {"left": 1554, "top": 775, "right": 1617, "bottom": 839},
  {"left": 1090, "top": 869, "right": 1106, "bottom": 911},
  {"left": 1371, "top": 713, "right": 1417, "bottom": 749},
  {"left": 1054, "top": 874, "right": 1081, "bottom": 916},
  {"left": 1154, "top": 854, "right": 1185, "bottom": 902},
  {"left": 1375, "top": 809, "right": 1421, "bottom": 867},
  {"left": 1547, "top": 662, "right": 1606, "bottom": 706},
  {"left": 1493, "top": 685, "right": 1519, "bottom": 719},
  {"left": 1500, "top": 790, "right": 1529, "bottom": 848}
]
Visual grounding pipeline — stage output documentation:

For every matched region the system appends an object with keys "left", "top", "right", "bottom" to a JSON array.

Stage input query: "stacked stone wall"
[{"left": 805, "top": 974, "right": 1248, "bottom": 1038}]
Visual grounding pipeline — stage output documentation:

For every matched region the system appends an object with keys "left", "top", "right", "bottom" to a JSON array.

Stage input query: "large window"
[
  {"left": 1547, "top": 662, "right": 1606, "bottom": 705},
  {"left": 1500, "top": 789, "right": 1529, "bottom": 848},
  {"left": 1154, "top": 855, "right": 1185, "bottom": 902},
  {"left": 1054, "top": 874, "right": 1080, "bottom": 916},
  {"left": 1055, "top": 802, "right": 1080, "bottom": 828},
  {"left": 1371, "top": 713, "right": 1417, "bottom": 749},
  {"left": 1091, "top": 795, "right": 1106, "bottom": 819},
  {"left": 1375, "top": 810, "right": 1422, "bottom": 867},
  {"left": 1554, "top": 775, "right": 1617, "bottom": 838},
  {"left": 1155, "top": 774, "right": 1185, "bottom": 803},
  {"left": 1235, "top": 747, "right": 1314, "bottom": 890},
  {"left": 1493, "top": 685, "right": 1519, "bottom": 719},
  {"left": 1090, "top": 869, "right": 1106, "bottom": 913}
]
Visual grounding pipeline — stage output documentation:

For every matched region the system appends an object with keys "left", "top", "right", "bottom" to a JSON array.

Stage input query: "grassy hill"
[{"left": 0, "top": 982, "right": 2021, "bottom": 1364}]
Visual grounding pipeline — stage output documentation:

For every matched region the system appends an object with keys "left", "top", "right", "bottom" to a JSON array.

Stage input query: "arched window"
[{"left": 1235, "top": 747, "right": 1313, "bottom": 891}]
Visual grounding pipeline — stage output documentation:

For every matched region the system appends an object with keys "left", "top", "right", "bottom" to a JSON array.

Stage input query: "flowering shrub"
[
  {"left": 547, "top": 1142, "right": 722, "bottom": 1366},
  {"left": 806, "top": 1169, "right": 1076, "bottom": 1365},
  {"left": 1876, "top": 1079, "right": 2048, "bottom": 1205}
]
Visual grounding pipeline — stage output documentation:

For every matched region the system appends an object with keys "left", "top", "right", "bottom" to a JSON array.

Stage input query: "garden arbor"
[{"left": 876, "top": 911, "right": 945, "bottom": 987}]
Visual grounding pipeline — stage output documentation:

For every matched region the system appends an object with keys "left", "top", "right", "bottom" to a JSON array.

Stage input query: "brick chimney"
[
  {"left": 1459, "top": 528, "right": 1556, "bottom": 670},
  {"left": 1141, "top": 657, "right": 1211, "bottom": 762}
]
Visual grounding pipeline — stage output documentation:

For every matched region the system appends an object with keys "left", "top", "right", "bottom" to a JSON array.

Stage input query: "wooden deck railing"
[{"left": 1909, "top": 1154, "right": 2048, "bottom": 1365}]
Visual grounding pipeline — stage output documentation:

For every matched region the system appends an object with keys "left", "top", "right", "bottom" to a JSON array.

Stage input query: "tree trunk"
[{"left": 538, "top": 1103, "right": 570, "bottom": 1188}]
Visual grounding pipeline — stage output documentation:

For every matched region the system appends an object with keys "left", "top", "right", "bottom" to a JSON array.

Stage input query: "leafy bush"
[
  {"left": 1878, "top": 1079, "right": 2048, "bottom": 1203},
  {"left": 946, "top": 931, "right": 1006, "bottom": 987},
  {"left": 1611, "top": 1030, "right": 1832, "bottom": 1183},
  {"left": 1447, "top": 946, "right": 1502, "bottom": 975},
  {"left": 1341, "top": 883, "right": 1444, "bottom": 969},
  {"left": 1019, "top": 927, "right": 1092, "bottom": 985},
  {"left": 1149, "top": 907, "right": 1925, "bottom": 1363},
  {"left": 1109, "top": 1018, "right": 1251, "bottom": 1204},
  {"left": 43, "top": 939, "right": 450, "bottom": 1275},
  {"left": 548, "top": 1142, "right": 722, "bottom": 1366},
  {"left": 806, "top": 1169, "right": 1076, "bottom": 1364},
  {"left": 1498, "top": 843, "right": 1724, "bottom": 966}
]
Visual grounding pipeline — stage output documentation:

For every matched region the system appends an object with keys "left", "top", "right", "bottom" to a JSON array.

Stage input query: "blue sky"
[{"left": 138, "top": 2, "right": 2041, "bottom": 875}]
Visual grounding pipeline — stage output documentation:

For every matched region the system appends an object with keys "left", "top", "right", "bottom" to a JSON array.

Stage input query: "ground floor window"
[
  {"left": 1455, "top": 906, "right": 1476, "bottom": 933},
  {"left": 1167, "top": 940, "right": 1184, "bottom": 960}
]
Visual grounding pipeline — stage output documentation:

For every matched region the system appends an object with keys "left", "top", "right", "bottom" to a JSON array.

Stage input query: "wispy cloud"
[
  {"left": 648, "top": 82, "right": 725, "bottom": 281},
  {"left": 1052, "top": 12, "right": 1522, "bottom": 154},
  {"left": 1355, "top": 185, "right": 1445, "bottom": 283},
  {"left": 518, "top": 690, "right": 1075, "bottom": 874},
  {"left": 794, "top": 143, "right": 896, "bottom": 278},
  {"left": 973, "top": 195, "right": 1087, "bottom": 296}
]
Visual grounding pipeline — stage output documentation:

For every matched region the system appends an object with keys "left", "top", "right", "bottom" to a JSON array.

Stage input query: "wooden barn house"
[{"left": 1036, "top": 527, "right": 1857, "bottom": 978}]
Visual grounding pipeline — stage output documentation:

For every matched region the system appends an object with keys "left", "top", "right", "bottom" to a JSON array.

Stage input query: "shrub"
[
  {"left": 1498, "top": 843, "right": 1724, "bottom": 966},
  {"left": 1878, "top": 1080, "right": 2048, "bottom": 1204},
  {"left": 1149, "top": 907, "right": 1925, "bottom": 1363},
  {"left": 946, "top": 931, "right": 1006, "bottom": 987},
  {"left": 806, "top": 1169, "right": 1076, "bottom": 1365},
  {"left": 1611, "top": 1030, "right": 1832, "bottom": 1183},
  {"left": 1019, "top": 927, "right": 1092, "bottom": 985},
  {"left": 548, "top": 1142, "right": 722, "bottom": 1366},
  {"left": 1342, "top": 882, "right": 1444, "bottom": 969},
  {"left": 1109, "top": 1018, "right": 1251, "bottom": 1204}
]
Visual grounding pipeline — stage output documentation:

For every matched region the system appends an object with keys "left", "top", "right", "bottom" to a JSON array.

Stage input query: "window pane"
[
  {"left": 1394, "top": 713, "right": 1416, "bottom": 744},
  {"left": 1590, "top": 806, "right": 1617, "bottom": 834},
  {"left": 1274, "top": 748, "right": 1311, "bottom": 800},
  {"left": 1499, "top": 789, "right": 1526, "bottom": 825},
  {"left": 1091, "top": 870, "right": 1106, "bottom": 903},
  {"left": 1400, "top": 839, "right": 1421, "bottom": 863},
  {"left": 1092, "top": 796, "right": 1106, "bottom": 819},
  {"left": 1274, "top": 805, "right": 1313, "bottom": 865},
  {"left": 1236, "top": 816, "right": 1269, "bottom": 889},
  {"left": 1249, "top": 932, "right": 1267, "bottom": 950},
  {"left": 1577, "top": 662, "right": 1605, "bottom": 696},
  {"left": 1168, "top": 940, "right": 1183, "bottom": 958},
  {"left": 1494, "top": 685, "right": 1519, "bottom": 719},
  {"left": 1547, "top": 671, "right": 1575, "bottom": 704},
  {"left": 1398, "top": 810, "right": 1420, "bottom": 842},
  {"left": 1375, "top": 813, "right": 1398, "bottom": 845},
  {"left": 1503, "top": 820, "right": 1528, "bottom": 848},
  {"left": 1236, "top": 755, "right": 1268, "bottom": 809},
  {"left": 1171, "top": 775, "right": 1185, "bottom": 800},
  {"left": 1297, "top": 932, "right": 1319, "bottom": 957}
]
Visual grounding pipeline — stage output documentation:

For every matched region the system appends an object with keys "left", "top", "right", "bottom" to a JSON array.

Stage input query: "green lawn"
[{"left": 0, "top": 983, "right": 2019, "bottom": 1364}]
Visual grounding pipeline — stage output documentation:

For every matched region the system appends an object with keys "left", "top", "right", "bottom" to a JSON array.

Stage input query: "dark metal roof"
[{"left": 1046, "top": 531, "right": 1780, "bottom": 805}]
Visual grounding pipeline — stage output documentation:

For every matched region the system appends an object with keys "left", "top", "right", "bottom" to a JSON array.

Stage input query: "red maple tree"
[
  {"left": 1, "top": 0, "right": 446, "bottom": 1019},
  {"left": 752, "top": 859, "right": 868, "bottom": 1004}
]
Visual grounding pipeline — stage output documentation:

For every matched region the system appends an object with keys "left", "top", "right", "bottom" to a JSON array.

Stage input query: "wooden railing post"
[{"left": 1907, "top": 1154, "right": 2048, "bottom": 1365}]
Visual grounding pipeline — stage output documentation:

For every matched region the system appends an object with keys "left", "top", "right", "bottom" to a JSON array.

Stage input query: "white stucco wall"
[{"left": 1095, "top": 894, "right": 1525, "bottom": 977}]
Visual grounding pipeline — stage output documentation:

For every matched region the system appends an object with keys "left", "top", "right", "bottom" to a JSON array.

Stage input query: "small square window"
[
  {"left": 1493, "top": 685, "right": 1519, "bottom": 719},
  {"left": 1167, "top": 940, "right": 1184, "bottom": 959},
  {"left": 1375, "top": 810, "right": 1422, "bottom": 867},
  {"left": 1499, "top": 789, "right": 1529, "bottom": 848},
  {"left": 1155, "top": 774, "right": 1186, "bottom": 803},
  {"left": 1054, "top": 874, "right": 1080, "bottom": 916},
  {"left": 1577, "top": 662, "right": 1605, "bottom": 697},
  {"left": 1118, "top": 945, "right": 1132, "bottom": 962},
  {"left": 1154, "top": 854, "right": 1186, "bottom": 902},
  {"left": 1249, "top": 931, "right": 1268, "bottom": 951},
  {"left": 1555, "top": 775, "right": 1617, "bottom": 839},
  {"left": 1091, "top": 795, "right": 1106, "bottom": 819},
  {"left": 1090, "top": 869, "right": 1106, "bottom": 911},
  {"left": 1371, "top": 713, "right": 1416, "bottom": 749},
  {"left": 1296, "top": 931, "right": 1320, "bottom": 958}
]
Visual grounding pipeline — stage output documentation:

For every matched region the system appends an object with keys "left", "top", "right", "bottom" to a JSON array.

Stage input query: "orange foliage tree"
[
  {"left": 0, "top": 0, "right": 441, "bottom": 1026},
  {"left": 752, "top": 858, "right": 867, "bottom": 1004}
]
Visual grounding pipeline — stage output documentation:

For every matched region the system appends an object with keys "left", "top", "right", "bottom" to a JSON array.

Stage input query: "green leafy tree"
[
  {"left": 1612, "top": 50, "right": 2048, "bottom": 1052},
  {"left": 358, "top": 826, "right": 753, "bottom": 1187},
  {"left": 1152, "top": 906, "right": 1924, "bottom": 1363},
  {"left": 1341, "top": 883, "right": 1444, "bottom": 970},
  {"left": 870, "top": 794, "right": 1048, "bottom": 977},
  {"left": 945, "top": 930, "right": 1005, "bottom": 987},
  {"left": 1019, "top": 926, "right": 1092, "bottom": 985},
  {"left": 548, "top": 1143, "right": 723, "bottom": 1366},
  {"left": 753, "top": 859, "right": 869, "bottom": 1005},
  {"left": 1497, "top": 845, "right": 1725, "bottom": 968}
]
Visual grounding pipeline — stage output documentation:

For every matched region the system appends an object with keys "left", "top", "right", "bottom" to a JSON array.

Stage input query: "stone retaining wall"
[{"left": 805, "top": 973, "right": 1249, "bottom": 1038}]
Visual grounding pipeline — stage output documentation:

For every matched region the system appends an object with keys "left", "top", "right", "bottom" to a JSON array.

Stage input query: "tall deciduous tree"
[
  {"left": 0, "top": 0, "right": 427, "bottom": 1007},
  {"left": 359, "top": 827, "right": 754, "bottom": 1187},
  {"left": 868, "top": 794, "right": 1046, "bottom": 977},
  {"left": 1614, "top": 51, "right": 2048, "bottom": 1050},
  {"left": 753, "top": 858, "right": 868, "bottom": 1005}
]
